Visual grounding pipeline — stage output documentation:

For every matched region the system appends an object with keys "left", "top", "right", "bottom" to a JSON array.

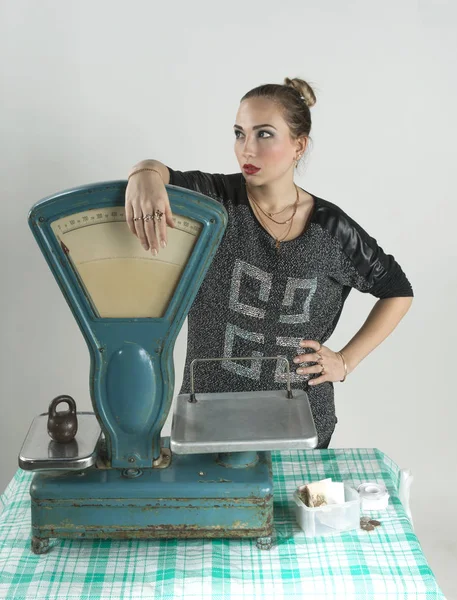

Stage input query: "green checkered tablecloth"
[{"left": 0, "top": 448, "right": 445, "bottom": 600}]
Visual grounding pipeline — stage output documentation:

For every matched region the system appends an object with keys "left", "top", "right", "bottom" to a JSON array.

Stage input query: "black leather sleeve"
[
  {"left": 166, "top": 167, "right": 229, "bottom": 204},
  {"left": 315, "top": 199, "right": 414, "bottom": 299}
]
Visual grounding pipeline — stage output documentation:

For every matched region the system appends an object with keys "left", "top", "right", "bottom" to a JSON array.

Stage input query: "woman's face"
[{"left": 234, "top": 97, "right": 306, "bottom": 184}]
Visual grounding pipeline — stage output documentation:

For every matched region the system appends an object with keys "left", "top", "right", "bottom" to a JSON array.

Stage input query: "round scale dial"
[{"left": 51, "top": 208, "right": 202, "bottom": 318}]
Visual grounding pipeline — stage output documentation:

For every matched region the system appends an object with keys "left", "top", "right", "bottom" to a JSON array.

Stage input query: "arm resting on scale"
[{"left": 129, "top": 159, "right": 171, "bottom": 184}]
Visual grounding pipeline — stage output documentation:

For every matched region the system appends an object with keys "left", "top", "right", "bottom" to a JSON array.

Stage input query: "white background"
[{"left": 1, "top": 1, "right": 455, "bottom": 597}]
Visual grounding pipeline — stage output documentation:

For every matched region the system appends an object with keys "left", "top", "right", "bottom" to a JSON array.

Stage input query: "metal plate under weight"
[
  {"left": 170, "top": 389, "right": 318, "bottom": 454},
  {"left": 18, "top": 412, "right": 102, "bottom": 471}
]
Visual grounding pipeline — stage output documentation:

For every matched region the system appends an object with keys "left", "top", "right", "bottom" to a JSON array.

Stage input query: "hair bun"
[{"left": 284, "top": 77, "right": 316, "bottom": 108}]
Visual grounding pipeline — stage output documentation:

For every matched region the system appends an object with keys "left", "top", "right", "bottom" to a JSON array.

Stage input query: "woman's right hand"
[{"left": 125, "top": 170, "right": 175, "bottom": 254}]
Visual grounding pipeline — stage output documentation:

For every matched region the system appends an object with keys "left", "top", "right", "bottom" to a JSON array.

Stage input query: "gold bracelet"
[
  {"left": 337, "top": 351, "right": 348, "bottom": 382},
  {"left": 128, "top": 167, "right": 162, "bottom": 181}
]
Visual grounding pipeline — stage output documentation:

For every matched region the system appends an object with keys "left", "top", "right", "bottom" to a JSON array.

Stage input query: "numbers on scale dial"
[{"left": 55, "top": 210, "right": 200, "bottom": 236}]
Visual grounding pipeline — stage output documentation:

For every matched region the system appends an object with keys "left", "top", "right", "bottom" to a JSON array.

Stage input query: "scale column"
[{"left": 215, "top": 451, "right": 259, "bottom": 468}]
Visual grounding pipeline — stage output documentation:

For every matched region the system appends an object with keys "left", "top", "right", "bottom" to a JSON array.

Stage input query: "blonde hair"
[{"left": 240, "top": 77, "right": 317, "bottom": 168}]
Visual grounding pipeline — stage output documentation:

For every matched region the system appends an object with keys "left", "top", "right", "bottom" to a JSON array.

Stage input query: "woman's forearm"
[
  {"left": 340, "top": 296, "right": 413, "bottom": 374},
  {"left": 128, "top": 159, "right": 170, "bottom": 184}
]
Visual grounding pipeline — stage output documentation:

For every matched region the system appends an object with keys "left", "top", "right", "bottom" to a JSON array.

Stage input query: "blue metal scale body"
[
  {"left": 31, "top": 438, "right": 273, "bottom": 542},
  {"left": 27, "top": 181, "right": 273, "bottom": 549}
]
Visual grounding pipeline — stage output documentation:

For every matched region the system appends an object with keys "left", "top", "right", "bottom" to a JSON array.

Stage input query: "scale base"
[{"left": 29, "top": 443, "right": 273, "bottom": 553}]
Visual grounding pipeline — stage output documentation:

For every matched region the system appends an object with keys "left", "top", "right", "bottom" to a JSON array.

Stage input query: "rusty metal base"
[{"left": 29, "top": 448, "right": 273, "bottom": 553}]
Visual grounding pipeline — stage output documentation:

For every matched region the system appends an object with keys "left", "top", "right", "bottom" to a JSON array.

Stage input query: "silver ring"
[
  {"left": 143, "top": 213, "right": 154, "bottom": 222},
  {"left": 133, "top": 216, "right": 143, "bottom": 221}
]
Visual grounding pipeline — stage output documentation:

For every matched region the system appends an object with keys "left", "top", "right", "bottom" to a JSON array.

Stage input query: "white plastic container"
[{"left": 293, "top": 483, "right": 360, "bottom": 537}]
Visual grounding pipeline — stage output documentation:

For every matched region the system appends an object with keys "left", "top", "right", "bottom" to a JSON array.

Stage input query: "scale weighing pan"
[
  {"left": 18, "top": 412, "right": 101, "bottom": 471},
  {"left": 171, "top": 357, "right": 318, "bottom": 453}
]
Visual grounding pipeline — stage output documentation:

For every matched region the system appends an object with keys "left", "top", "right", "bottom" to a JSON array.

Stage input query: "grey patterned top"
[{"left": 167, "top": 167, "right": 414, "bottom": 447}]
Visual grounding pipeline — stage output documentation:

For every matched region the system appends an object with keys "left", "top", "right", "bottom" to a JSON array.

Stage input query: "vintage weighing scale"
[{"left": 18, "top": 180, "right": 318, "bottom": 554}]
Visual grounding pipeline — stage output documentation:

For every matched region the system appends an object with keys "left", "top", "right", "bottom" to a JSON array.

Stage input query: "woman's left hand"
[{"left": 293, "top": 339, "right": 346, "bottom": 386}]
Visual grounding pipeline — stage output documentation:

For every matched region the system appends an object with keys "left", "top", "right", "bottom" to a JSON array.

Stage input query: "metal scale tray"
[
  {"left": 170, "top": 356, "right": 318, "bottom": 454},
  {"left": 171, "top": 388, "right": 318, "bottom": 454},
  {"left": 18, "top": 412, "right": 102, "bottom": 471}
]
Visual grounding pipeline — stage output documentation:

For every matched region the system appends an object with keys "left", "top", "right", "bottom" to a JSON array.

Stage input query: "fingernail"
[
  {"left": 161, "top": 240, "right": 167, "bottom": 248},
  {"left": 152, "top": 249, "right": 157, "bottom": 256},
  {"left": 142, "top": 244, "right": 149, "bottom": 251},
  {"left": 297, "top": 369, "right": 303, "bottom": 374},
  {"left": 293, "top": 358, "right": 300, "bottom": 363}
]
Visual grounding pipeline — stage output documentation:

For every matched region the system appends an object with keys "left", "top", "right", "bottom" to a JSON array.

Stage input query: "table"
[{"left": 0, "top": 448, "right": 445, "bottom": 600}]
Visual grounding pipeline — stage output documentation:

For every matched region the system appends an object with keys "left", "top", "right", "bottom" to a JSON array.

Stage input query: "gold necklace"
[
  {"left": 267, "top": 199, "right": 297, "bottom": 217},
  {"left": 247, "top": 183, "right": 299, "bottom": 225},
  {"left": 250, "top": 196, "right": 295, "bottom": 251}
]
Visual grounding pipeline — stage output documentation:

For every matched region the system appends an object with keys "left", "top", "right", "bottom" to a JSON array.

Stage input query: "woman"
[{"left": 125, "top": 77, "right": 414, "bottom": 449}]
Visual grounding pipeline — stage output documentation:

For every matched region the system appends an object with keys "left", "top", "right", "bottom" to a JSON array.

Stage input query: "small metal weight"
[{"left": 47, "top": 395, "right": 78, "bottom": 443}]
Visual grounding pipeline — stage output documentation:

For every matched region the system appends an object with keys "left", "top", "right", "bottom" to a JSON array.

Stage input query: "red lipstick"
[{"left": 243, "top": 164, "right": 260, "bottom": 174}]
